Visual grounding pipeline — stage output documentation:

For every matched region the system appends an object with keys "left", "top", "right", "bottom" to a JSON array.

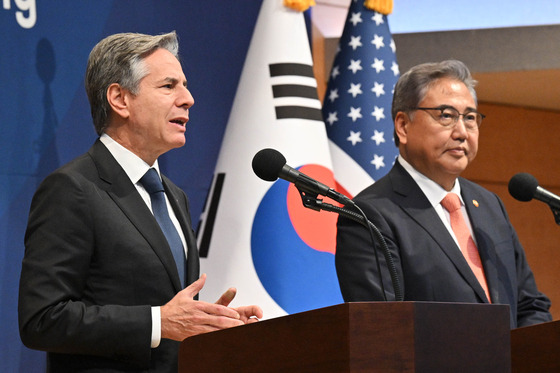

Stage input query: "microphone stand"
[
  {"left": 551, "top": 207, "right": 560, "bottom": 226},
  {"left": 296, "top": 188, "right": 404, "bottom": 302}
]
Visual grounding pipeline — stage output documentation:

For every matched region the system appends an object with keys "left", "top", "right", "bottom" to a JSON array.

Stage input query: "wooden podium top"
[
  {"left": 179, "top": 302, "right": 510, "bottom": 373},
  {"left": 511, "top": 319, "right": 560, "bottom": 373}
]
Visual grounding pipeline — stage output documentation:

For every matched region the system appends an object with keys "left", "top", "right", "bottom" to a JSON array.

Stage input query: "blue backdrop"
[{"left": 0, "top": 1, "right": 262, "bottom": 370}]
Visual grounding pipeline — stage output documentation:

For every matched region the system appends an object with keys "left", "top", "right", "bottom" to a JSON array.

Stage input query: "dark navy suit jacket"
[
  {"left": 336, "top": 161, "right": 552, "bottom": 328},
  {"left": 19, "top": 139, "right": 200, "bottom": 372}
]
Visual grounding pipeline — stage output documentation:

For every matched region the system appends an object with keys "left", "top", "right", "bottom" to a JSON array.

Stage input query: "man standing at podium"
[
  {"left": 335, "top": 60, "right": 552, "bottom": 328},
  {"left": 19, "top": 31, "right": 262, "bottom": 372}
]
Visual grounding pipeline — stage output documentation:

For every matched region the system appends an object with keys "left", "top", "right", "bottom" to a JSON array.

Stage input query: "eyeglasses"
[{"left": 412, "top": 106, "right": 485, "bottom": 131}]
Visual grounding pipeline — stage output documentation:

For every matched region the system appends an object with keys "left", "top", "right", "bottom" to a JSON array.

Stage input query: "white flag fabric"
[{"left": 197, "top": 0, "right": 343, "bottom": 319}]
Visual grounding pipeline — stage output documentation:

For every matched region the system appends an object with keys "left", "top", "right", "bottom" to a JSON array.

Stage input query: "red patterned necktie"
[{"left": 441, "top": 193, "right": 491, "bottom": 302}]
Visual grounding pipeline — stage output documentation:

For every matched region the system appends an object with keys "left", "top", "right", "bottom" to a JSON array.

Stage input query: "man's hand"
[
  {"left": 160, "top": 274, "right": 245, "bottom": 341},
  {"left": 215, "top": 287, "right": 263, "bottom": 324}
]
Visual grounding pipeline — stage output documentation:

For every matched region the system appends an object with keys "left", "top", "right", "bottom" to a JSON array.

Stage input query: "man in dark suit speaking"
[
  {"left": 335, "top": 60, "right": 552, "bottom": 328},
  {"left": 19, "top": 31, "right": 262, "bottom": 372}
]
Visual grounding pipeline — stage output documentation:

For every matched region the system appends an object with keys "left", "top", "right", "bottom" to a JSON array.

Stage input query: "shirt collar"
[
  {"left": 397, "top": 154, "right": 463, "bottom": 207},
  {"left": 100, "top": 133, "right": 161, "bottom": 184}
]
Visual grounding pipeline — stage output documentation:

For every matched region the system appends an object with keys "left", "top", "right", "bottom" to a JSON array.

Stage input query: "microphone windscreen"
[
  {"left": 508, "top": 172, "right": 539, "bottom": 202},
  {"left": 252, "top": 148, "right": 286, "bottom": 182}
]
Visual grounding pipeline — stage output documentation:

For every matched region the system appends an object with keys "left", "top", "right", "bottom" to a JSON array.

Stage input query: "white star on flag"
[
  {"left": 348, "top": 106, "right": 363, "bottom": 122},
  {"left": 371, "top": 105, "right": 385, "bottom": 121},
  {"left": 371, "top": 154, "right": 385, "bottom": 170},
  {"left": 331, "top": 65, "right": 340, "bottom": 79},
  {"left": 328, "top": 88, "right": 339, "bottom": 103},
  {"left": 371, "top": 34, "right": 385, "bottom": 49},
  {"left": 326, "top": 112, "right": 338, "bottom": 125},
  {"left": 371, "top": 129, "right": 385, "bottom": 145},
  {"left": 371, "top": 81, "right": 385, "bottom": 97},
  {"left": 371, "top": 58, "right": 384, "bottom": 73},
  {"left": 391, "top": 61, "right": 400, "bottom": 76},
  {"left": 348, "top": 35, "right": 363, "bottom": 50},
  {"left": 349, "top": 12, "right": 363, "bottom": 26},
  {"left": 347, "top": 130, "right": 362, "bottom": 145},
  {"left": 372, "top": 12, "right": 384, "bottom": 26},
  {"left": 348, "top": 83, "right": 363, "bottom": 97},
  {"left": 348, "top": 59, "right": 363, "bottom": 73}
]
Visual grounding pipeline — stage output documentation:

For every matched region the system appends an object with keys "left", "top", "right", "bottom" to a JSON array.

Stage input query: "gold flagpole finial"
[
  {"left": 284, "top": 0, "right": 316, "bottom": 12},
  {"left": 364, "top": 0, "right": 393, "bottom": 15}
]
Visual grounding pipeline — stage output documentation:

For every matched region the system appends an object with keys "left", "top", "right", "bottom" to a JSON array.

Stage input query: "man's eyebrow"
[
  {"left": 161, "top": 77, "right": 179, "bottom": 84},
  {"left": 161, "top": 77, "right": 188, "bottom": 87},
  {"left": 435, "top": 104, "right": 479, "bottom": 112}
]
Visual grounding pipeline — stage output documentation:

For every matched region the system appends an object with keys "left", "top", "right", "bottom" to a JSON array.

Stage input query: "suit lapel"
[
  {"left": 390, "top": 164, "right": 489, "bottom": 302},
  {"left": 89, "top": 140, "right": 183, "bottom": 292}
]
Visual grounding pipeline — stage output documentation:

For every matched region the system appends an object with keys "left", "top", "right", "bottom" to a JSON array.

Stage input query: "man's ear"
[
  {"left": 394, "top": 111, "right": 409, "bottom": 145},
  {"left": 106, "top": 83, "right": 130, "bottom": 119}
]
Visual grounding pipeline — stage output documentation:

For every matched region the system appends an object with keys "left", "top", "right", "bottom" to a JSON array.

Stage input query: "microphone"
[
  {"left": 508, "top": 172, "right": 560, "bottom": 210},
  {"left": 252, "top": 148, "right": 353, "bottom": 205}
]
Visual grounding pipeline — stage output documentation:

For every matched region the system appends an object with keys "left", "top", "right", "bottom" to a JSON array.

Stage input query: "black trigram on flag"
[
  {"left": 196, "top": 172, "right": 225, "bottom": 258},
  {"left": 269, "top": 63, "right": 323, "bottom": 122}
]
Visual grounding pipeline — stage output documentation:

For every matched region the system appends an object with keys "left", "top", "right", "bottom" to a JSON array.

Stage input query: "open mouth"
[{"left": 170, "top": 118, "right": 187, "bottom": 127}]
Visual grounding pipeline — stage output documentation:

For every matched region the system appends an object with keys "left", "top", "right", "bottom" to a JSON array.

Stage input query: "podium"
[
  {"left": 179, "top": 302, "right": 510, "bottom": 372},
  {"left": 511, "top": 320, "right": 560, "bottom": 372}
]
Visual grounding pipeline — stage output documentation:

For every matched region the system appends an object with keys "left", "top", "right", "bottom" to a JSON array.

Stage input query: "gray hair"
[
  {"left": 392, "top": 60, "right": 478, "bottom": 145},
  {"left": 85, "top": 31, "right": 179, "bottom": 135}
]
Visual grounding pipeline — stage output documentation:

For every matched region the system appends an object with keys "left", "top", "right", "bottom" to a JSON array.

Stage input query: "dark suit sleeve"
[
  {"left": 494, "top": 197, "right": 552, "bottom": 327},
  {"left": 19, "top": 170, "right": 152, "bottom": 364},
  {"left": 336, "top": 197, "right": 403, "bottom": 302}
]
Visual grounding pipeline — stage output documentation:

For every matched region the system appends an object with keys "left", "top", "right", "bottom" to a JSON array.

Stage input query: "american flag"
[{"left": 323, "top": 0, "right": 400, "bottom": 195}]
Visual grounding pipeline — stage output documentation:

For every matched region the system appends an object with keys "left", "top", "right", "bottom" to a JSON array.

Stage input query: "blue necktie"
[{"left": 140, "top": 168, "right": 186, "bottom": 287}]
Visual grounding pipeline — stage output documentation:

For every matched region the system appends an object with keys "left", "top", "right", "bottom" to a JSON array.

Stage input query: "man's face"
[
  {"left": 397, "top": 77, "right": 479, "bottom": 190},
  {"left": 125, "top": 48, "right": 194, "bottom": 163}
]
